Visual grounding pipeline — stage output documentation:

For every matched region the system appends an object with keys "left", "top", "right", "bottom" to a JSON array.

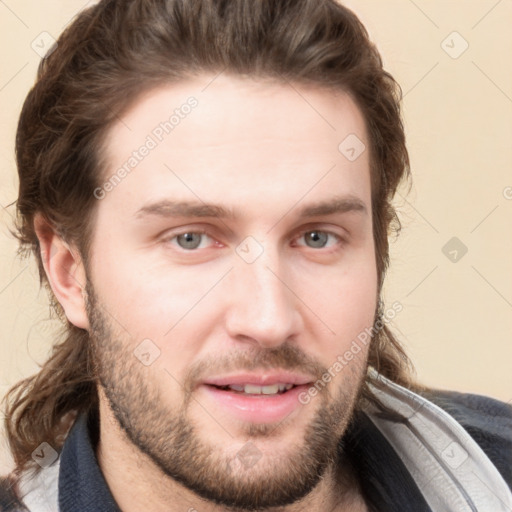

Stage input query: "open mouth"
[
  {"left": 200, "top": 380, "right": 311, "bottom": 423},
  {"left": 208, "top": 383, "right": 298, "bottom": 396}
]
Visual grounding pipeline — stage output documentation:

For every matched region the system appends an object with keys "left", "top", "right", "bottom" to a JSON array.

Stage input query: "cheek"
[
  {"left": 305, "top": 263, "right": 378, "bottom": 355},
  {"left": 88, "top": 250, "right": 168, "bottom": 337},
  {"left": 90, "top": 253, "right": 221, "bottom": 359}
]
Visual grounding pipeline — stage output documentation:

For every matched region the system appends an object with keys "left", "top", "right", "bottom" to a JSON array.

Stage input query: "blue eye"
[
  {"left": 173, "top": 232, "right": 211, "bottom": 250},
  {"left": 299, "top": 230, "right": 339, "bottom": 249},
  {"left": 165, "top": 228, "right": 342, "bottom": 252},
  {"left": 304, "top": 231, "right": 328, "bottom": 248}
]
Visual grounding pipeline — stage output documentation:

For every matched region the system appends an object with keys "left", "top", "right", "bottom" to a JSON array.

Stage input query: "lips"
[
  {"left": 218, "top": 383, "right": 294, "bottom": 395},
  {"left": 202, "top": 373, "right": 315, "bottom": 398},
  {"left": 197, "top": 371, "right": 317, "bottom": 423},
  {"left": 203, "top": 371, "right": 315, "bottom": 389},
  {"left": 199, "top": 381, "right": 313, "bottom": 423}
]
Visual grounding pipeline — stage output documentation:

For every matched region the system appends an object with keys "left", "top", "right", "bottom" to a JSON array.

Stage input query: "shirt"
[{"left": 2, "top": 371, "right": 512, "bottom": 511}]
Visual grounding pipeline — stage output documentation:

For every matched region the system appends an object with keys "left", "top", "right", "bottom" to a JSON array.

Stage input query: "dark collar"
[
  {"left": 58, "top": 412, "right": 120, "bottom": 512},
  {"left": 343, "top": 410, "right": 431, "bottom": 512},
  {"left": 57, "top": 410, "right": 429, "bottom": 512}
]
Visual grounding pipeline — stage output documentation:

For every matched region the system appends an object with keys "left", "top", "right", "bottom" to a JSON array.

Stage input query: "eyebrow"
[
  {"left": 134, "top": 195, "right": 367, "bottom": 221},
  {"left": 136, "top": 200, "right": 234, "bottom": 220},
  {"left": 298, "top": 195, "right": 367, "bottom": 218}
]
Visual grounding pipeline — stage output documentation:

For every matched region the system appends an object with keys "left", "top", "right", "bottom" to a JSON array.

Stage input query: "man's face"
[{"left": 86, "top": 75, "right": 377, "bottom": 509}]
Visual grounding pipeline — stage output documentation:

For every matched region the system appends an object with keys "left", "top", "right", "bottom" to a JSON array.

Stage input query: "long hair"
[{"left": 4, "top": 0, "right": 417, "bottom": 473}]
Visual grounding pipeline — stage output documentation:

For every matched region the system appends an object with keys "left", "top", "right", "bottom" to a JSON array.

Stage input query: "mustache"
[{"left": 182, "top": 342, "right": 327, "bottom": 393}]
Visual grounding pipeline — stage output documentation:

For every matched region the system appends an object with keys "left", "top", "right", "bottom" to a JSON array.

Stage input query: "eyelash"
[{"left": 162, "top": 227, "right": 345, "bottom": 252}]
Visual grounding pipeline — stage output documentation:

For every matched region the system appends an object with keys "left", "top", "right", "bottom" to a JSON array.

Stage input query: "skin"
[{"left": 37, "top": 75, "right": 376, "bottom": 511}]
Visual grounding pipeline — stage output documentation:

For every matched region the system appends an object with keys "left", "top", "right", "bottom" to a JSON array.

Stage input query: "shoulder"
[
  {"left": 0, "top": 476, "right": 28, "bottom": 512},
  {"left": 420, "top": 389, "right": 512, "bottom": 489},
  {"left": 0, "top": 459, "right": 60, "bottom": 512}
]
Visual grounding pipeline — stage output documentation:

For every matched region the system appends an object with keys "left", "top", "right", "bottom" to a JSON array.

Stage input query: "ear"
[{"left": 34, "top": 213, "right": 89, "bottom": 329}]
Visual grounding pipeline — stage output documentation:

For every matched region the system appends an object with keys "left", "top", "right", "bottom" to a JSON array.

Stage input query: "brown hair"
[{"left": 4, "top": 0, "right": 417, "bottom": 473}]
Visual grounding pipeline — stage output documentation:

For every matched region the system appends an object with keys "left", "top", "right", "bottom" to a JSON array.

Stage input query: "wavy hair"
[{"left": 4, "top": 0, "right": 417, "bottom": 473}]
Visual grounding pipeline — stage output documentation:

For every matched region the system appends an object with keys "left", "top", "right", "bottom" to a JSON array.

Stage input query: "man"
[{"left": 1, "top": 0, "right": 511, "bottom": 511}]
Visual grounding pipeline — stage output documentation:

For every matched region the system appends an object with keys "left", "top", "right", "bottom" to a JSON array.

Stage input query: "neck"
[{"left": 96, "top": 395, "right": 367, "bottom": 512}]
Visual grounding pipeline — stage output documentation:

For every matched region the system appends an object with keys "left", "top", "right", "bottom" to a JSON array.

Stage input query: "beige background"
[{"left": 1, "top": 0, "right": 511, "bottom": 469}]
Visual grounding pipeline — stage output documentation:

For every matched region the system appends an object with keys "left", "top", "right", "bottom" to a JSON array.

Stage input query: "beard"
[{"left": 86, "top": 284, "right": 368, "bottom": 511}]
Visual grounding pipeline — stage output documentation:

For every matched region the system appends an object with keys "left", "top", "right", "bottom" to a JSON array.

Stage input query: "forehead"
[{"left": 99, "top": 75, "right": 371, "bottom": 219}]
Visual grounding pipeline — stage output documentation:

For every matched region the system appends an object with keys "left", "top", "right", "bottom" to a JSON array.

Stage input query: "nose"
[{"left": 224, "top": 246, "right": 302, "bottom": 348}]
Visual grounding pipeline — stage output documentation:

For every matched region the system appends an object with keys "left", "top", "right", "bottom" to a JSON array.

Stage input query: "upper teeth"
[{"left": 227, "top": 383, "right": 294, "bottom": 394}]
